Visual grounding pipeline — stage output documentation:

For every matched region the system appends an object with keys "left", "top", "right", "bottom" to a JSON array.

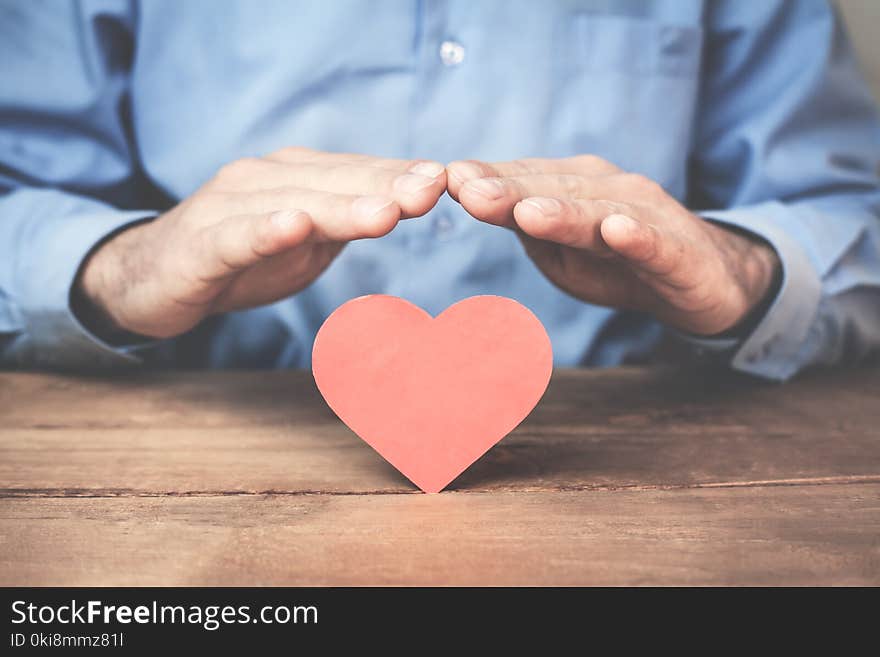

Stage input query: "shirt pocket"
[
  {"left": 573, "top": 14, "right": 703, "bottom": 77},
  {"left": 552, "top": 14, "right": 704, "bottom": 195}
]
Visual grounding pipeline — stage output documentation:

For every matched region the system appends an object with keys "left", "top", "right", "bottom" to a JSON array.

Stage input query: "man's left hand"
[{"left": 447, "top": 156, "right": 781, "bottom": 336}]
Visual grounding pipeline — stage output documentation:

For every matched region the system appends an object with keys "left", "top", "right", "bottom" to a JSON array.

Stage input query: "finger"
[
  {"left": 446, "top": 155, "right": 621, "bottom": 200},
  {"left": 517, "top": 232, "right": 648, "bottom": 308},
  {"left": 599, "top": 213, "right": 691, "bottom": 287},
  {"left": 217, "top": 187, "right": 402, "bottom": 242},
  {"left": 458, "top": 174, "right": 582, "bottom": 227},
  {"left": 194, "top": 209, "right": 314, "bottom": 282},
  {"left": 213, "top": 158, "right": 445, "bottom": 217},
  {"left": 457, "top": 173, "right": 632, "bottom": 227},
  {"left": 513, "top": 197, "right": 635, "bottom": 252},
  {"left": 266, "top": 147, "right": 425, "bottom": 173}
]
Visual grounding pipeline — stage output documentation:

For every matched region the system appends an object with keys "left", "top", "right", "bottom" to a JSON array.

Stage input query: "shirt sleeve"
[
  {"left": 686, "top": 0, "right": 880, "bottom": 381},
  {"left": 0, "top": 1, "right": 162, "bottom": 370}
]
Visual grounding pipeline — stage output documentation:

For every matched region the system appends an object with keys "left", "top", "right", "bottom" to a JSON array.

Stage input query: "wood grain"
[
  {"left": 1, "top": 485, "right": 878, "bottom": 586},
  {"left": 2, "top": 365, "right": 879, "bottom": 586},
  {"left": 2, "top": 365, "right": 879, "bottom": 495}
]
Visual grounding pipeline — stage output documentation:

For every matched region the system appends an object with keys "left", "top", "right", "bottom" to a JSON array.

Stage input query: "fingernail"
[
  {"left": 394, "top": 173, "right": 439, "bottom": 195},
  {"left": 523, "top": 197, "right": 562, "bottom": 215},
  {"left": 353, "top": 195, "right": 394, "bottom": 219},
  {"left": 271, "top": 209, "right": 306, "bottom": 229},
  {"left": 409, "top": 161, "right": 445, "bottom": 178},
  {"left": 447, "top": 161, "right": 484, "bottom": 184},
  {"left": 605, "top": 213, "right": 640, "bottom": 232},
  {"left": 465, "top": 177, "right": 506, "bottom": 200}
]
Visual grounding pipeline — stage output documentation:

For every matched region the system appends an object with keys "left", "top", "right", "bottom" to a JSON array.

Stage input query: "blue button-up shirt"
[{"left": 1, "top": 0, "right": 879, "bottom": 379}]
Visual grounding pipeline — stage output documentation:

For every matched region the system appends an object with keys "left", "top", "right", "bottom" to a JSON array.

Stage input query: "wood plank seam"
[{"left": 3, "top": 474, "right": 880, "bottom": 498}]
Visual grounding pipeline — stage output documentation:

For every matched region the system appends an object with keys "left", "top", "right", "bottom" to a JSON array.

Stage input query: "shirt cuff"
[
  {"left": 15, "top": 207, "right": 157, "bottom": 370},
  {"left": 683, "top": 201, "right": 826, "bottom": 381}
]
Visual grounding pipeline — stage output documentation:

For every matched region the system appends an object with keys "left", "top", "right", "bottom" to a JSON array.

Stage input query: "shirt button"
[
  {"left": 434, "top": 213, "right": 455, "bottom": 238},
  {"left": 439, "top": 40, "right": 465, "bottom": 66}
]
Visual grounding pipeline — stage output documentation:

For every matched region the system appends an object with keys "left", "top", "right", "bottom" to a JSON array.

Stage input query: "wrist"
[
  {"left": 707, "top": 221, "right": 783, "bottom": 338},
  {"left": 72, "top": 220, "right": 153, "bottom": 343}
]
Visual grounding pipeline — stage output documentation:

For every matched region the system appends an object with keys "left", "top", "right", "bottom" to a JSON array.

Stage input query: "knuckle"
[
  {"left": 339, "top": 152, "right": 377, "bottom": 167},
  {"left": 508, "top": 159, "right": 537, "bottom": 176},
  {"left": 625, "top": 173, "right": 663, "bottom": 196},
  {"left": 506, "top": 177, "right": 528, "bottom": 198},
  {"left": 182, "top": 192, "right": 219, "bottom": 217},
  {"left": 602, "top": 155, "right": 621, "bottom": 171},
  {"left": 560, "top": 174, "right": 584, "bottom": 198},
  {"left": 572, "top": 154, "right": 605, "bottom": 169},
  {"left": 325, "top": 162, "right": 354, "bottom": 183},
  {"left": 595, "top": 199, "right": 630, "bottom": 216},
  {"left": 645, "top": 180, "right": 665, "bottom": 197},
  {"left": 214, "top": 157, "right": 260, "bottom": 183},
  {"left": 624, "top": 172, "right": 649, "bottom": 187}
]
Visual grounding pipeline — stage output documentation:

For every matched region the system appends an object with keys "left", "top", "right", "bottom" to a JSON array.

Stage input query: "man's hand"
[
  {"left": 447, "top": 156, "right": 781, "bottom": 336},
  {"left": 76, "top": 148, "right": 446, "bottom": 339}
]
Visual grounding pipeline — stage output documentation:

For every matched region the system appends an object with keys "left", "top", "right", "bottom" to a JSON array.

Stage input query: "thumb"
[
  {"left": 599, "top": 214, "right": 691, "bottom": 287},
  {"left": 599, "top": 214, "right": 701, "bottom": 292},
  {"left": 195, "top": 209, "right": 314, "bottom": 282}
]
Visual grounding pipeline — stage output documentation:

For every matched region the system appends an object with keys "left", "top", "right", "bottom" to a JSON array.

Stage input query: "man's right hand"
[{"left": 75, "top": 148, "right": 446, "bottom": 339}]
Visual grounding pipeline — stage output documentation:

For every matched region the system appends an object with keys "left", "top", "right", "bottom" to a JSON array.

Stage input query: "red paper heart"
[{"left": 312, "top": 295, "right": 553, "bottom": 493}]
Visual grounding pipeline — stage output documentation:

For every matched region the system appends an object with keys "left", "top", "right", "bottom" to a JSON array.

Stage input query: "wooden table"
[{"left": 1, "top": 365, "right": 878, "bottom": 586}]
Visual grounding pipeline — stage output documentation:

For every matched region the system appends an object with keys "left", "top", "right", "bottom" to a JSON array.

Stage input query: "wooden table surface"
[{"left": 1, "top": 365, "right": 878, "bottom": 586}]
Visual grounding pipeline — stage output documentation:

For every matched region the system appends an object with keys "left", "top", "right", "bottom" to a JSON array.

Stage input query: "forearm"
[{"left": 0, "top": 187, "right": 157, "bottom": 370}]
